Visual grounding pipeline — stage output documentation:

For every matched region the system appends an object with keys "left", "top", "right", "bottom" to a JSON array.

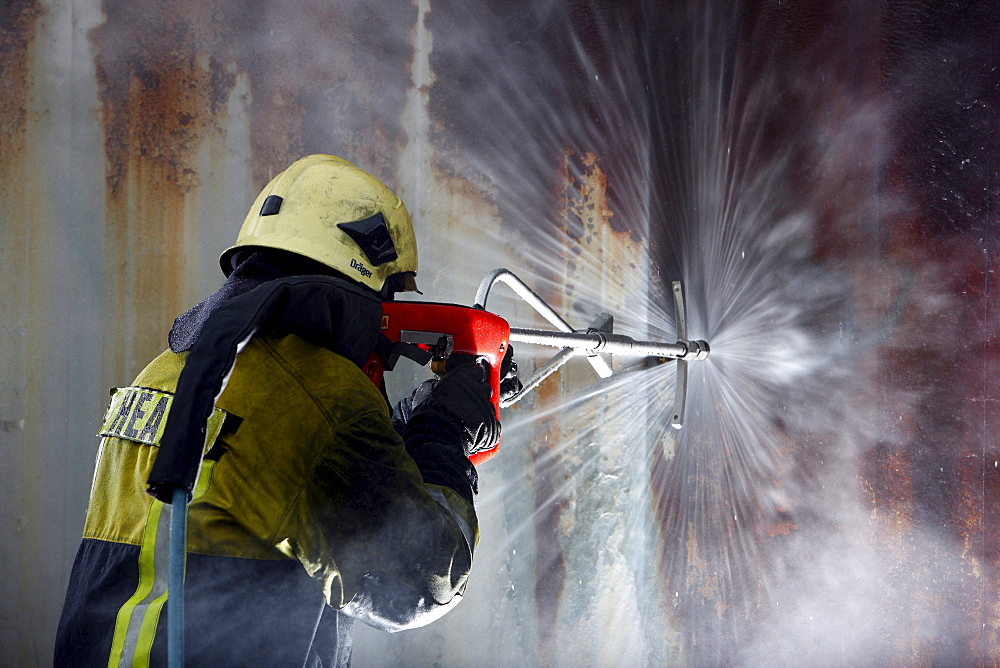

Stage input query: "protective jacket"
[{"left": 56, "top": 265, "right": 478, "bottom": 667}]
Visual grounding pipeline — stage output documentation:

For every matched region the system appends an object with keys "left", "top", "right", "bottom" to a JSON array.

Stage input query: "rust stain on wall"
[
  {"left": 0, "top": 0, "right": 44, "bottom": 427},
  {"left": 92, "top": 0, "right": 240, "bottom": 382},
  {"left": 0, "top": 1, "right": 42, "bottom": 159},
  {"left": 529, "top": 148, "right": 657, "bottom": 662},
  {"left": 0, "top": 0, "right": 43, "bottom": 299},
  {"left": 527, "top": 149, "right": 598, "bottom": 666},
  {"left": 865, "top": 235, "right": 1000, "bottom": 661}
]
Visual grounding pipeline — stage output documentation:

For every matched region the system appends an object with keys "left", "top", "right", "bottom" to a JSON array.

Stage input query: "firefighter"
[{"left": 56, "top": 155, "right": 502, "bottom": 665}]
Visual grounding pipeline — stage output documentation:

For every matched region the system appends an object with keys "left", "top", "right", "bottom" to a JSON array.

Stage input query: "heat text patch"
[{"left": 99, "top": 386, "right": 228, "bottom": 449}]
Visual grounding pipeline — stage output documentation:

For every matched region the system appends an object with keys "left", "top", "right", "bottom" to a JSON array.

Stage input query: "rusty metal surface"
[
  {"left": 1, "top": 2, "right": 109, "bottom": 662},
  {"left": 0, "top": 2, "right": 45, "bottom": 661},
  {"left": 1, "top": 0, "right": 998, "bottom": 665}
]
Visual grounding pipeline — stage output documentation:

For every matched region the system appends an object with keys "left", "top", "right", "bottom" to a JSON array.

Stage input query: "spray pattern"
[{"left": 449, "top": 4, "right": 963, "bottom": 663}]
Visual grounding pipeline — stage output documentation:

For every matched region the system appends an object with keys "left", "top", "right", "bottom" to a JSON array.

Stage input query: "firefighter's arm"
[
  {"left": 394, "top": 363, "right": 501, "bottom": 499},
  {"left": 342, "top": 364, "right": 500, "bottom": 630},
  {"left": 276, "top": 396, "right": 480, "bottom": 631}
]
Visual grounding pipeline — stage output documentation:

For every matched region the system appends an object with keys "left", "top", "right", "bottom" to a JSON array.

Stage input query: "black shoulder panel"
[{"left": 148, "top": 276, "right": 383, "bottom": 503}]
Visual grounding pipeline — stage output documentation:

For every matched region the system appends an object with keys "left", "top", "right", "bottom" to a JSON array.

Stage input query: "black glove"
[
  {"left": 437, "top": 345, "right": 521, "bottom": 405},
  {"left": 394, "top": 363, "right": 501, "bottom": 458},
  {"left": 390, "top": 381, "right": 426, "bottom": 436},
  {"left": 498, "top": 345, "right": 522, "bottom": 404}
]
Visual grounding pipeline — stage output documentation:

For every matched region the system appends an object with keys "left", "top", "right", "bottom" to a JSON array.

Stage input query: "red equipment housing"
[{"left": 361, "top": 301, "right": 511, "bottom": 466}]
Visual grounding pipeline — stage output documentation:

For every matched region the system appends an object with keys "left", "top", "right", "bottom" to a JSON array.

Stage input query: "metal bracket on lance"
[
  {"left": 671, "top": 282, "right": 688, "bottom": 429},
  {"left": 669, "top": 281, "right": 710, "bottom": 429}
]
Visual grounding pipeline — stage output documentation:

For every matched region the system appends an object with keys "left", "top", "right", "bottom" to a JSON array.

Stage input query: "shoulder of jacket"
[
  {"left": 130, "top": 349, "right": 189, "bottom": 392},
  {"left": 245, "top": 334, "right": 389, "bottom": 423}
]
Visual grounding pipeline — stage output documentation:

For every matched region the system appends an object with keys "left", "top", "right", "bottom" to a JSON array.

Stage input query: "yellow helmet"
[{"left": 221, "top": 154, "right": 418, "bottom": 295}]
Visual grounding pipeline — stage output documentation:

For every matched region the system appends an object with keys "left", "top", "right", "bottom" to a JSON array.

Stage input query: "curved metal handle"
[{"left": 476, "top": 269, "right": 613, "bottom": 378}]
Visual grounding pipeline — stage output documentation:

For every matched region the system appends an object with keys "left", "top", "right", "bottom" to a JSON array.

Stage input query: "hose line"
[{"left": 168, "top": 487, "right": 188, "bottom": 668}]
